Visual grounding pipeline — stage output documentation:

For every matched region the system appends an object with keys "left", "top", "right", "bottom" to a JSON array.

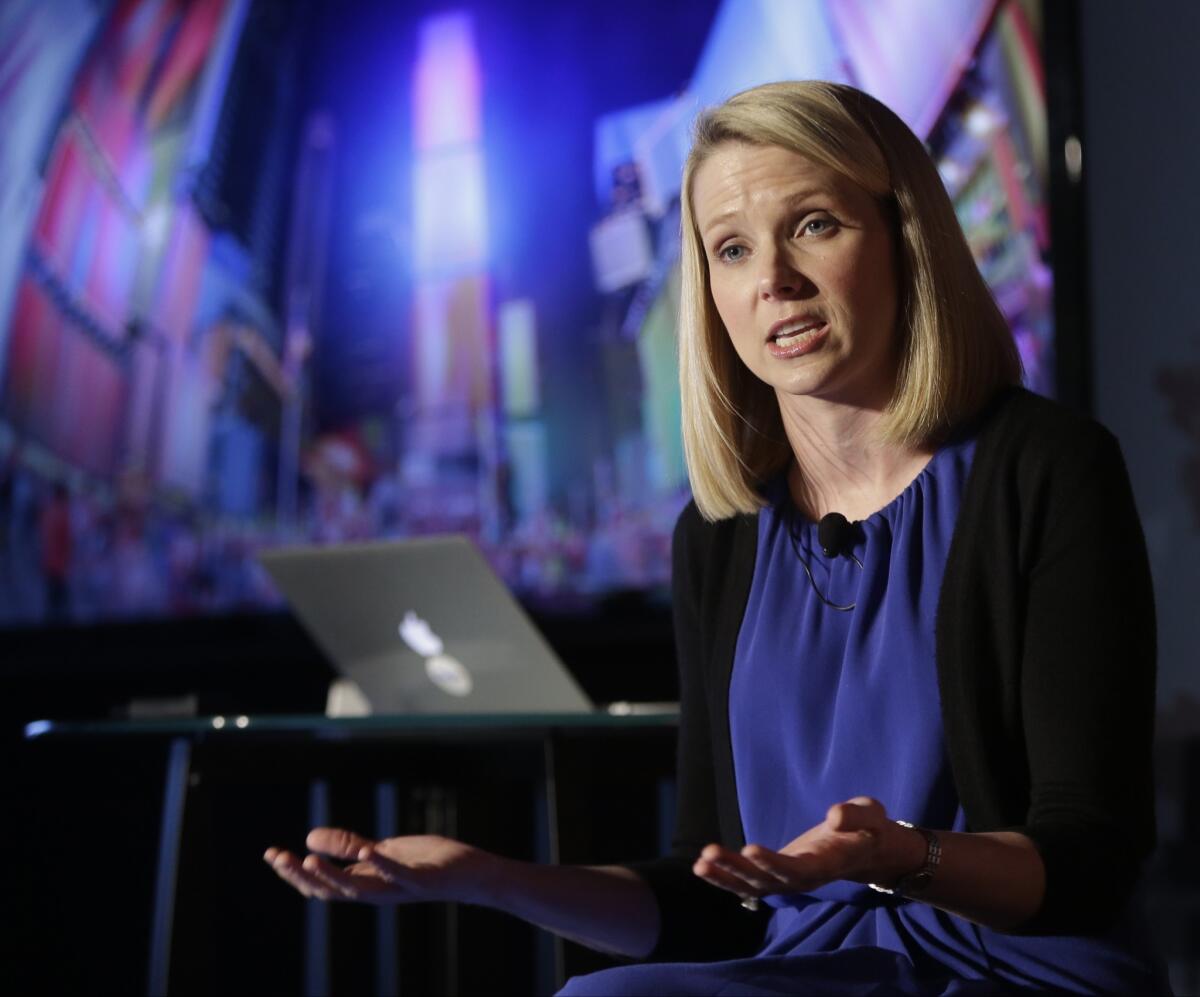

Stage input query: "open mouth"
[{"left": 767, "top": 318, "right": 828, "bottom": 357}]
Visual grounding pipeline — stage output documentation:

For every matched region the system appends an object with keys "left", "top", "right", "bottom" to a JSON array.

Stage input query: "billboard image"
[{"left": 0, "top": 0, "right": 1051, "bottom": 625}]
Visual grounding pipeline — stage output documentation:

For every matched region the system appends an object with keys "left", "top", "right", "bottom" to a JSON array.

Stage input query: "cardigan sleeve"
[
  {"left": 623, "top": 503, "right": 769, "bottom": 961},
  {"left": 1007, "top": 425, "right": 1157, "bottom": 935}
]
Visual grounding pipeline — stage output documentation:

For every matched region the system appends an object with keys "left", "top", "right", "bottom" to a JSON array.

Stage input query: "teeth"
[{"left": 774, "top": 324, "right": 821, "bottom": 345}]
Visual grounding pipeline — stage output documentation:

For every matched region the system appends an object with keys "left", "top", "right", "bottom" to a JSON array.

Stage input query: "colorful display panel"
[{"left": 0, "top": 0, "right": 1053, "bottom": 625}]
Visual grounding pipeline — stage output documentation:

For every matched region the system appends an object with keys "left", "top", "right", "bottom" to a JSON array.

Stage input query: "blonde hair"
[{"left": 679, "top": 81, "right": 1022, "bottom": 520}]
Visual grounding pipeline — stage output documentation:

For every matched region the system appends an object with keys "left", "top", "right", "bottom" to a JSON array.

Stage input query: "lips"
[{"left": 766, "top": 316, "right": 829, "bottom": 358}]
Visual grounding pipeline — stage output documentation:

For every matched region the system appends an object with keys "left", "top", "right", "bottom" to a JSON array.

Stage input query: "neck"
[{"left": 777, "top": 392, "right": 932, "bottom": 523}]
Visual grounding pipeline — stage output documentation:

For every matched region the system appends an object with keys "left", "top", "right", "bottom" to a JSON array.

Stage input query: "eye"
[
  {"left": 716, "top": 243, "right": 747, "bottom": 263},
  {"left": 800, "top": 216, "right": 837, "bottom": 237}
]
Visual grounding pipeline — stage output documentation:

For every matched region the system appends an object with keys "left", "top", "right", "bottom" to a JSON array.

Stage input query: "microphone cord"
[{"left": 786, "top": 511, "right": 862, "bottom": 613}]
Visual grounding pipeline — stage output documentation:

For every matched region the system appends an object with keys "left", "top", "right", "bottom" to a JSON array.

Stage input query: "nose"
[{"left": 758, "top": 245, "right": 808, "bottom": 301}]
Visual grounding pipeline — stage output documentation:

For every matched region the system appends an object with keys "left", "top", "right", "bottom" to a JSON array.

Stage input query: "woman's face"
[{"left": 691, "top": 142, "right": 900, "bottom": 411}]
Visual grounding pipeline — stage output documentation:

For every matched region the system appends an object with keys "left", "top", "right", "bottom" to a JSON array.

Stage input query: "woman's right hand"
[
  {"left": 267, "top": 827, "right": 661, "bottom": 957},
  {"left": 264, "top": 828, "right": 492, "bottom": 905}
]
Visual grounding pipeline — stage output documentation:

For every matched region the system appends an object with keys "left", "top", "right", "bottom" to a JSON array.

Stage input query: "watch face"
[
  {"left": 897, "top": 863, "right": 931, "bottom": 897},
  {"left": 893, "top": 870, "right": 932, "bottom": 896}
]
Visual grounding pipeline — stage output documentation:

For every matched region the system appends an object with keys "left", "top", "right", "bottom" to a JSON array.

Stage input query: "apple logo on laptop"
[
  {"left": 399, "top": 611, "right": 444, "bottom": 657},
  {"left": 399, "top": 611, "right": 473, "bottom": 697}
]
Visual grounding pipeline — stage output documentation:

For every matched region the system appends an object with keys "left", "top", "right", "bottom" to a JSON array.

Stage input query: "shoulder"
[
  {"left": 972, "top": 387, "right": 1126, "bottom": 484},
  {"left": 672, "top": 497, "right": 750, "bottom": 541},
  {"left": 672, "top": 499, "right": 756, "bottom": 559},
  {"left": 673, "top": 498, "right": 708, "bottom": 543},
  {"left": 671, "top": 499, "right": 759, "bottom": 600},
  {"left": 959, "top": 388, "right": 1144, "bottom": 573},
  {"left": 978, "top": 386, "right": 1114, "bottom": 450}
]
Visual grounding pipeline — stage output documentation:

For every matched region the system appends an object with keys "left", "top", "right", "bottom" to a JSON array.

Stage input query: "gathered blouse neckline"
[{"left": 766, "top": 445, "right": 950, "bottom": 538}]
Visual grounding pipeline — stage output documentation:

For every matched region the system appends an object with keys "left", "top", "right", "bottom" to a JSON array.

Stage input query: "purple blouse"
[{"left": 726, "top": 431, "right": 1162, "bottom": 992}]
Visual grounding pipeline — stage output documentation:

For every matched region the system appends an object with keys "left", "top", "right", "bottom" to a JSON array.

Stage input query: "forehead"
[{"left": 691, "top": 143, "right": 862, "bottom": 227}]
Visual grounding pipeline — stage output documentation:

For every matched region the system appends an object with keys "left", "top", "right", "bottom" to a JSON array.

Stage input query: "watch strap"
[{"left": 868, "top": 820, "right": 942, "bottom": 896}]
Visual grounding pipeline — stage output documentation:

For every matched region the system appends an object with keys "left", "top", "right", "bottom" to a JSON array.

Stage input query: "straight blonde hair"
[{"left": 679, "top": 81, "right": 1022, "bottom": 520}]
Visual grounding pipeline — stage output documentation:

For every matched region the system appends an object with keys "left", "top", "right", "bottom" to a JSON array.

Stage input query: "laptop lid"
[{"left": 258, "top": 536, "right": 594, "bottom": 715}]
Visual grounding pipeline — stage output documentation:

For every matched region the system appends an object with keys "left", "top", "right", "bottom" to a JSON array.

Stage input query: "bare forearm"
[
  {"left": 265, "top": 830, "right": 661, "bottom": 954},
  {"left": 885, "top": 826, "right": 1045, "bottom": 931},
  {"left": 473, "top": 857, "right": 660, "bottom": 958},
  {"left": 699, "top": 800, "right": 1046, "bottom": 935}
]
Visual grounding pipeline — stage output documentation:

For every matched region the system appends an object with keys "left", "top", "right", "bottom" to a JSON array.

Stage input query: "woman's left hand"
[{"left": 692, "top": 796, "right": 924, "bottom": 900}]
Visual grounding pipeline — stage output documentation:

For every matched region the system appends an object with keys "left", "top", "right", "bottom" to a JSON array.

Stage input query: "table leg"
[
  {"left": 305, "top": 779, "right": 331, "bottom": 996},
  {"left": 374, "top": 781, "right": 399, "bottom": 996},
  {"left": 147, "top": 736, "right": 191, "bottom": 997},
  {"left": 541, "top": 734, "right": 564, "bottom": 993}
]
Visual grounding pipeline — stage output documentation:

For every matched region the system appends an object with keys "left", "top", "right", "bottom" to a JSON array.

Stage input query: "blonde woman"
[{"left": 267, "top": 83, "right": 1165, "bottom": 993}]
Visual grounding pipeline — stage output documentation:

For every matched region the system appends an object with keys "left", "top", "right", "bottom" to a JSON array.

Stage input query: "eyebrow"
[{"left": 699, "top": 187, "right": 835, "bottom": 236}]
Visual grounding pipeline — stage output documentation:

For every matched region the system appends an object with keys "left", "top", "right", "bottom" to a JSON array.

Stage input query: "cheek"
[
  {"left": 874, "top": 238, "right": 900, "bottom": 309},
  {"left": 709, "top": 275, "right": 748, "bottom": 338},
  {"left": 839, "top": 252, "right": 898, "bottom": 327},
  {"left": 867, "top": 266, "right": 900, "bottom": 329}
]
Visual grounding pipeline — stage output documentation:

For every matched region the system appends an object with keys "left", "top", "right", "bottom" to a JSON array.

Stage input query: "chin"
[{"left": 771, "top": 368, "right": 838, "bottom": 399}]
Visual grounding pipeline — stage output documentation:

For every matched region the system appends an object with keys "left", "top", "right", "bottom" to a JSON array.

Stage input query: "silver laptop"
[{"left": 259, "top": 536, "right": 594, "bottom": 715}]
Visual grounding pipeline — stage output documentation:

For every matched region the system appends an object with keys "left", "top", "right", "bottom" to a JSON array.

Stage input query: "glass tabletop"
[{"left": 23, "top": 705, "right": 679, "bottom": 740}]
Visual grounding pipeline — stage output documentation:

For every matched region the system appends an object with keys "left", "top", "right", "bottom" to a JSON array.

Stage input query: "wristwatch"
[{"left": 868, "top": 820, "right": 942, "bottom": 896}]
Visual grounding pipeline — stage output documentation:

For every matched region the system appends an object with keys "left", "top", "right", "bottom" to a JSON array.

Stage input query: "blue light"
[{"left": 24, "top": 719, "right": 53, "bottom": 739}]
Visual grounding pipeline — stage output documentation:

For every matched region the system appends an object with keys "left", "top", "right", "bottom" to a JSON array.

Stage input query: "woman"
[{"left": 266, "top": 82, "right": 1166, "bottom": 993}]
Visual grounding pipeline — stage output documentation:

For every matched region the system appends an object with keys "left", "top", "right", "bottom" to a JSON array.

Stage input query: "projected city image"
[{"left": 0, "top": 0, "right": 1050, "bottom": 624}]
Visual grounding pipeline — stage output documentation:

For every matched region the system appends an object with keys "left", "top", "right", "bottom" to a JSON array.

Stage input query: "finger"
[
  {"left": 306, "top": 827, "right": 376, "bottom": 860},
  {"left": 275, "top": 855, "right": 334, "bottom": 901},
  {"left": 740, "top": 844, "right": 821, "bottom": 888},
  {"left": 267, "top": 851, "right": 336, "bottom": 900},
  {"left": 719, "top": 847, "right": 793, "bottom": 890},
  {"left": 358, "top": 846, "right": 419, "bottom": 884},
  {"left": 302, "top": 854, "right": 364, "bottom": 900},
  {"left": 826, "top": 797, "right": 884, "bottom": 834},
  {"left": 693, "top": 853, "right": 763, "bottom": 897},
  {"left": 695, "top": 845, "right": 783, "bottom": 893},
  {"left": 265, "top": 848, "right": 306, "bottom": 882}
]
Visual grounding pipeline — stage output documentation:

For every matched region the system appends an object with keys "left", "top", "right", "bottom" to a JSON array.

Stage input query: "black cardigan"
[{"left": 628, "top": 388, "right": 1157, "bottom": 962}]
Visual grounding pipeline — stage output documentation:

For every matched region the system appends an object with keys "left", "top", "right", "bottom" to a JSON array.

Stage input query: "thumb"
[
  {"left": 826, "top": 797, "right": 885, "bottom": 833},
  {"left": 306, "top": 827, "right": 376, "bottom": 859}
]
